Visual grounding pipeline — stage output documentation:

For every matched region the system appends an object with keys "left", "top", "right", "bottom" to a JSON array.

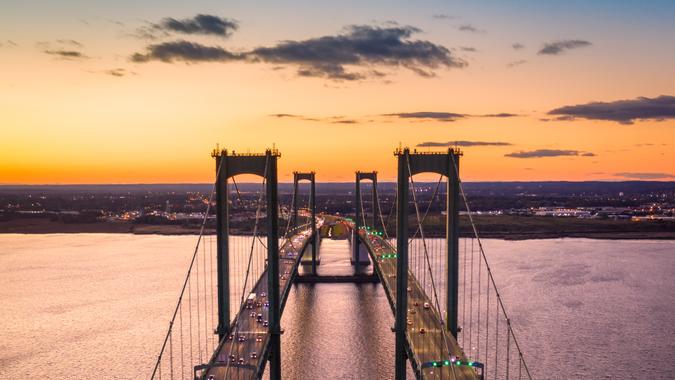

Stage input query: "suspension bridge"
[{"left": 150, "top": 147, "right": 534, "bottom": 380}]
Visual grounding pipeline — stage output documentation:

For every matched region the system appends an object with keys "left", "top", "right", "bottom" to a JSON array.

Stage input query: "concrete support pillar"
[
  {"left": 215, "top": 152, "right": 230, "bottom": 340},
  {"left": 372, "top": 174, "right": 379, "bottom": 231},
  {"left": 266, "top": 151, "right": 281, "bottom": 380},
  {"left": 353, "top": 172, "right": 361, "bottom": 264},
  {"left": 310, "top": 174, "right": 317, "bottom": 275},
  {"left": 446, "top": 151, "right": 460, "bottom": 337},
  {"left": 395, "top": 150, "right": 410, "bottom": 380}
]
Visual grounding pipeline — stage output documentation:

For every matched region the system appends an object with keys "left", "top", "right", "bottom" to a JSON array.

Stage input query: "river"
[{"left": 0, "top": 234, "right": 673, "bottom": 379}]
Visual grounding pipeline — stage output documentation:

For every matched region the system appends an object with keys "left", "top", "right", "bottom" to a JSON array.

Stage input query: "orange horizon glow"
[{"left": 1, "top": 2, "right": 674, "bottom": 184}]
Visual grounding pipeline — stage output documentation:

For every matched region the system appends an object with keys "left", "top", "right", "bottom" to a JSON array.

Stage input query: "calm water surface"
[{"left": 0, "top": 234, "right": 673, "bottom": 379}]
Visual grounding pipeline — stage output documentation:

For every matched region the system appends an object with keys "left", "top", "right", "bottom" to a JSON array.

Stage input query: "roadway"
[
  {"left": 361, "top": 231, "right": 480, "bottom": 380},
  {"left": 202, "top": 225, "right": 319, "bottom": 380}
]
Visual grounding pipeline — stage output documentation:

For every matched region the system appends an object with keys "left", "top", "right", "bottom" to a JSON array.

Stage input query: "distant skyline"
[{"left": 1, "top": 1, "right": 674, "bottom": 183}]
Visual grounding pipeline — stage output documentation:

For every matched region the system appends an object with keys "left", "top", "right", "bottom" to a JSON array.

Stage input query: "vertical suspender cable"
[
  {"left": 150, "top": 157, "right": 223, "bottom": 379},
  {"left": 450, "top": 153, "right": 533, "bottom": 380},
  {"left": 469, "top": 237, "right": 474, "bottom": 359},
  {"left": 179, "top": 302, "right": 184, "bottom": 379},
  {"left": 506, "top": 319, "right": 511, "bottom": 380},
  {"left": 477, "top": 241, "right": 482, "bottom": 362}
]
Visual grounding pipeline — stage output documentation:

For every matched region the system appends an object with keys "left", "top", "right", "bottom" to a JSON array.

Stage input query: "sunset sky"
[{"left": 1, "top": 0, "right": 674, "bottom": 184}]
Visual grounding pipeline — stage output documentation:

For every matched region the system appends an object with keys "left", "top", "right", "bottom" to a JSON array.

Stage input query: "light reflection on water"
[{"left": 0, "top": 234, "right": 673, "bottom": 379}]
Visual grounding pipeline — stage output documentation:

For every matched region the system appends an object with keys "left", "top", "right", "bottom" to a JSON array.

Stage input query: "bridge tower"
[
  {"left": 394, "top": 147, "right": 462, "bottom": 380},
  {"left": 353, "top": 171, "right": 379, "bottom": 265},
  {"left": 212, "top": 148, "right": 283, "bottom": 380},
  {"left": 292, "top": 171, "right": 318, "bottom": 275}
]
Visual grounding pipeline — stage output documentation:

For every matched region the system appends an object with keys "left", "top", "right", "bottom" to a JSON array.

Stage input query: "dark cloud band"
[
  {"left": 417, "top": 141, "right": 512, "bottom": 147},
  {"left": 548, "top": 95, "right": 675, "bottom": 124},
  {"left": 505, "top": 149, "right": 595, "bottom": 158},
  {"left": 538, "top": 39, "right": 591, "bottom": 55},
  {"left": 130, "top": 40, "right": 242, "bottom": 63},
  {"left": 384, "top": 112, "right": 466, "bottom": 122},
  {"left": 156, "top": 14, "right": 238, "bottom": 37},
  {"left": 130, "top": 24, "right": 466, "bottom": 81}
]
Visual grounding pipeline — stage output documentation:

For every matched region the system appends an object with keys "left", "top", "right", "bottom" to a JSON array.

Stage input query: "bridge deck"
[
  {"left": 203, "top": 227, "right": 316, "bottom": 379},
  {"left": 361, "top": 231, "right": 480, "bottom": 380}
]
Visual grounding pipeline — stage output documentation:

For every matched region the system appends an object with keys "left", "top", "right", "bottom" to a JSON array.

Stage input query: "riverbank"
[{"left": 2, "top": 216, "right": 675, "bottom": 240}]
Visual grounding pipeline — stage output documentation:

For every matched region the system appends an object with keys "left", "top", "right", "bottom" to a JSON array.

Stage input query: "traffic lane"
[
  {"left": 207, "top": 228, "right": 314, "bottom": 379},
  {"left": 366, "top": 235, "right": 478, "bottom": 380}
]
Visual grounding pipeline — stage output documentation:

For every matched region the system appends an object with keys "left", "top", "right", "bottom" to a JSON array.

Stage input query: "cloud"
[
  {"left": 103, "top": 68, "right": 135, "bottom": 77},
  {"left": 152, "top": 14, "right": 238, "bottom": 38},
  {"left": 538, "top": 39, "right": 591, "bottom": 55},
  {"left": 506, "top": 59, "right": 527, "bottom": 68},
  {"left": 130, "top": 40, "right": 242, "bottom": 63},
  {"left": 383, "top": 111, "right": 466, "bottom": 122},
  {"left": 55, "top": 39, "right": 82, "bottom": 47},
  {"left": 269, "top": 113, "right": 301, "bottom": 118},
  {"left": 247, "top": 24, "right": 466, "bottom": 81},
  {"left": 458, "top": 24, "right": 485, "bottom": 33},
  {"left": 130, "top": 24, "right": 465, "bottom": 81},
  {"left": 613, "top": 172, "right": 675, "bottom": 180},
  {"left": 383, "top": 111, "right": 520, "bottom": 121},
  {"left": 432, "top": 14, "right": 455, "bottom": 20},
  {"left": 505, "top": 149, "right": 595, "bottom": 158},
  {"left": 267, "top": 113, "right": 359, "bottom": 123},
  {"left": 548, "top": 95, "right": 675, "bottom": 124},
  {"left": 43, "top": 49, "right": 88, "bottom": 59},
  {"left": 417, "top": 140, "right": 512, "bottom": 147},
  {"left": 481, "top": 112, "right": 520, "bottom": 118},
  {"left": 512, "top": 43, "right": 524, "bottom": 50},
  {"left": 38, "top": 40, "right": 88, "bottom": 59},
  {"left": 460, "top": 46, "right": 477, "bottom": 52}
]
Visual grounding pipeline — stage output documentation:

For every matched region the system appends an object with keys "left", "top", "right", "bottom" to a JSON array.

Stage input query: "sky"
[{"left": 1, "top": 0, "right": 674, "bottom": 184}]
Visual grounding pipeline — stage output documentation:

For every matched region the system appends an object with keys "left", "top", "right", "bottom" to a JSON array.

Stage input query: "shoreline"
[{"left": 1, "top": 219, "right": 675, "bottom": 240}]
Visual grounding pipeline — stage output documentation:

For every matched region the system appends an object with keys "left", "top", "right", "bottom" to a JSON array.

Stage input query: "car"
[
  {"left": 256, "top": 336, "right": 263, "bottom": 342},
  {"left": 414, "top": 301, "right": 419, "bottom": 307},
  {"left": 407, "top": 319, "right": 413, "bottom": 326},
  {"left": 260, "top": 292, "right": 266, "bottom": 298},
  {"left": 263, "top": 320, "right": 269, "bottom": 327},
  {"left": 238, "top": 358, "right": 245, "bottom": 365},
  {"left": 238, "top": 335, "right": 246, "bottom": 342},
  {"left": 409, "top": 308, "right": 416, "bottom": 315},
  {"left": 229, "top": 354, "right": 236, "bottom": 361},
  {"left": 264, "top": 301, "right": 270, "bottom": 307},
  {"left": 257, "top": 313, "right": 263, "bottom": 322},
  {"left": 228, "top": 334, "right": 234, "bottom": 341},
  {"left": 250, "top": 352, "right": 258, "bottom": 359},
  {"left": 407, "top": 287, "right": 412, "bottom": 292},
  {"left": 423, "top": 302, "right": 430, "bottom": 309},
  {"left": 250, "top": 311, "right": 257, "bottom": 318},
  {"left": 419, "top": 328, "right": 426, "bottom": 334}
]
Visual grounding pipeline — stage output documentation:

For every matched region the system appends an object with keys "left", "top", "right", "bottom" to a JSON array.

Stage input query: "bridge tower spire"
[
  {"left": 353, "top": 171, "right": 378, "bottom": 265},
  {"left": 293, "top": 171, "right": 318, "bottom": 275},
  {"left": 394, "top": 147, "right": 462, "bottom": 379},
  {"left": 212, "top": 147, "right": 283, "bottom": 380}
]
